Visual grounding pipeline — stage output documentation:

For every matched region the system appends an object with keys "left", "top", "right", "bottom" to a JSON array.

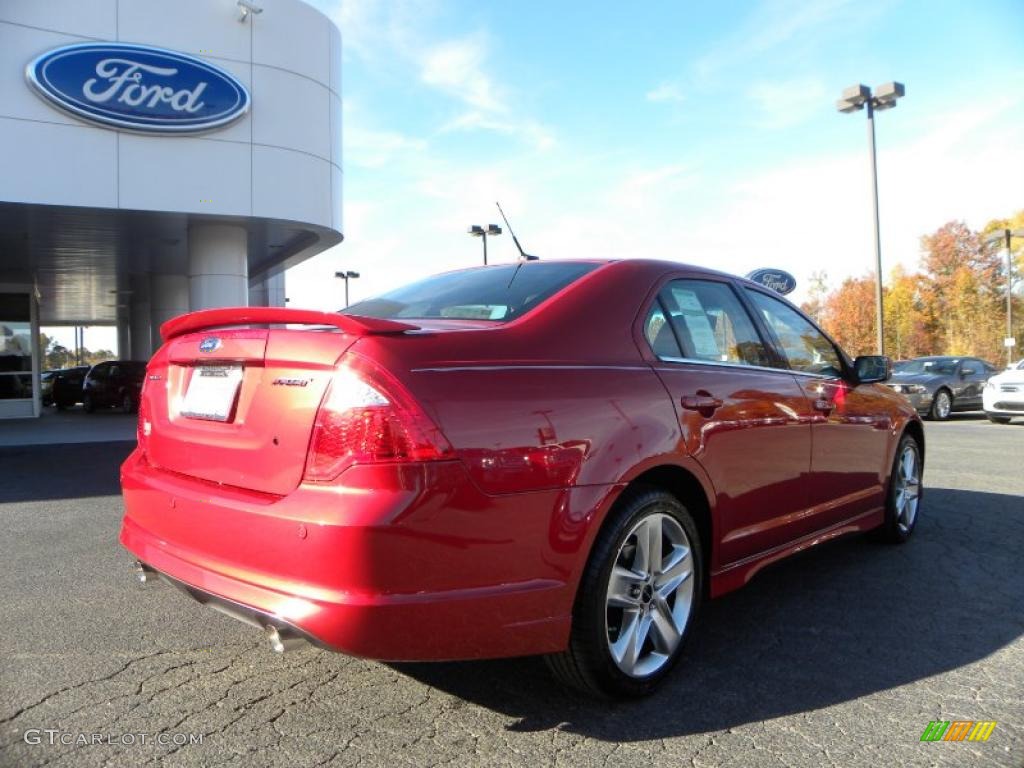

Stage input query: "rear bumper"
[{"left": 119, "top": 448, "right": 582, "bottom": 660}]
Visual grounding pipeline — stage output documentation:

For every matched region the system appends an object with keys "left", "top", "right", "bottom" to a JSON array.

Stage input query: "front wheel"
[
  {"left": 82, "top": 394, "right": 95, "bottom": 413},
  {"left": 928, "top": 389, "right": 952, "bottom": 420},
  {"left": 986, "top": 413, "right": 1011, "bottom": 424},
  {"left": 545, "top": 488, "right": 702, "bottom": 698},
  {"left": 122, "top": 393, "right": 137, "bottom": 414},
  {"left": 872, "top": 434, "right": 922, "bottom": 544}
]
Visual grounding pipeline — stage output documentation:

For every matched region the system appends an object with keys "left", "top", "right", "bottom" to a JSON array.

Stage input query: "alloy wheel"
[
  {"left": 894, "top": 442, "right": 921, "bottom": 533},
  {"left": 934, "top": 390, "right": 951, "bottom": 419},
  {"left": 605, "top": 512, "right": 694, "bottom": 678}
]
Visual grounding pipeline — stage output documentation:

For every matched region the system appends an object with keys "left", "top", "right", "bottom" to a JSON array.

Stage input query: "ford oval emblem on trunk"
[
  {"left": 199, "top": 337, "right": 222, "bottom": 353},
  {"left": 746, "top": 268, "right": 797, "bottom": 295},
  {"left": 25, "top": 43, "right": 250, "bottom": 134}
]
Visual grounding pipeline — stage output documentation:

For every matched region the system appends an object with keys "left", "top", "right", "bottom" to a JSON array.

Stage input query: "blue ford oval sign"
[
  {"left": 198, "top": 337, "right": 222, "bottom": 353},
  {"left": 746, "top": 268, "right": 797, "bottom": 295},
  {"left": 26, "top": 43, "right": 249, "bottom": 134}
]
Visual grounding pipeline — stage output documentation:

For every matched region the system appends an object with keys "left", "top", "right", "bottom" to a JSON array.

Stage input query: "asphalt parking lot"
[{"left": 1, "top": 416, "right": 1021, "bottom": 767}]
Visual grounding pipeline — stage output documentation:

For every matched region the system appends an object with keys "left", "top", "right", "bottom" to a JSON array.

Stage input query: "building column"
[
  {"left": 116, "top": 318, "right": 131, "bottom": 362},
  {"left": 188, "top": 223, "right": 248, "bottom": 310},
  {"left": 129, "top": 274, "right": 152, "bottom": 360},
  {"left": 249, "top": 271, "right": 286, "bottom": 307},
  {"left": 150, "top": 274, "right": 189, "bottom": 351}
]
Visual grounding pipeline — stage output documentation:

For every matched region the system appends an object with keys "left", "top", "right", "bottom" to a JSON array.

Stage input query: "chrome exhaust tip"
[
  {"left": 265, "top": 624, "right": 306, "bottom": 653},
  {"left": 134, "top": 560, "right": 157, "bottom": 584}
]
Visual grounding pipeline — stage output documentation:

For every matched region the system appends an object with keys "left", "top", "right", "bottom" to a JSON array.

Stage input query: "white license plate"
[{"left": 181, "top": 364, "right": 243, "bottom": 421}]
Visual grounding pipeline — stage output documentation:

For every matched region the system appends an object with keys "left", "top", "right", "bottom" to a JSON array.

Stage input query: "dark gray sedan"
[{"left": 884, "top": 356, "right": 997, "bottom": 420}]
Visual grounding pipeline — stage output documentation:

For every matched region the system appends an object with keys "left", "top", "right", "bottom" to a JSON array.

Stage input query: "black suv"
[
  {"left": 82, "top": 361, "right": 147, "bottom": 414},
  {"left": 50, "top": 366, "right": 91, "bottom": 409}
]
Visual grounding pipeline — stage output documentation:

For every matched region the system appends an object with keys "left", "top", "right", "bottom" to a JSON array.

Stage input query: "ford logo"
[
  {"left": 26, "top": 43, "right": 249, "bottom": 134},
  {"left": 198, "top": 337, "right": 222, "bottom": 353},
  {"left": 746, "top": 268, "right": 797, "bottom": 296}
]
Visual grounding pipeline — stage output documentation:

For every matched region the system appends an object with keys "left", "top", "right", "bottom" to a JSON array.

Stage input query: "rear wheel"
[
  {"left": 986, "top": 413, "right": 1011, "bottom": 424},
  {"left": 928, "top": 389, "right": 951, "bottom": 420},
  {"left": 545, "top": 487, "right": 702, "bottom": 698},
  {"left": 122, "top": 393, "right": 137, "bottom": 414},
  {"left": 872, "top": 434, "right": 922, "bottom": 544}
]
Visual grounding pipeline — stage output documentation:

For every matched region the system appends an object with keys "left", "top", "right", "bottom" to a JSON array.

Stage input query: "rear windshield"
[{"left": 344, "top": 262, "right": 600, "bottom": 321}]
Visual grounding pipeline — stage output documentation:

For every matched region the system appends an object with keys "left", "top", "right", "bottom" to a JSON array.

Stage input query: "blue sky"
[{"left": 286, "top": 0, "right": 1023, "bottom": 310}]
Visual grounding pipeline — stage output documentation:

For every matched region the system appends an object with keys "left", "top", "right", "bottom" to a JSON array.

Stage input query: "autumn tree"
[
  {"left": 884, "top": 265, "right": 928, "bottom": 359},
  {"left": 919, "top": 221, "right": 1004, "bottom": 362},
  {"left": 820, "top": 274, "right": 877, "bottom": 357}
]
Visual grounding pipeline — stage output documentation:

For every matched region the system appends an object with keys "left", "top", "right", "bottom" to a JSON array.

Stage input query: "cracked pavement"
[{"left": 1, "top": 415, "right": 1021, "bottom": 767}]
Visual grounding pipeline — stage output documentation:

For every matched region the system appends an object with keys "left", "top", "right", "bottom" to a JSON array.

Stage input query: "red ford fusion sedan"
[{"left": 120, "top": 259, "right": 923, "bottom": 697}]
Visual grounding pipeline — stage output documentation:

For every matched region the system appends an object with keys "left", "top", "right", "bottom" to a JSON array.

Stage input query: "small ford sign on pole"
[
  {"left": 746, "top": 268, "right": 797, "bottom": 296},
  {"left": 26, "top": 43, "right": 249, "bottom": 134}
]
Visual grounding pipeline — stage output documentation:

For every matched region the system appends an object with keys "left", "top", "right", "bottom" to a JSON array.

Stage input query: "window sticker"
[{"left": 669, "top": 288, "right": 720, "bottom": 358}]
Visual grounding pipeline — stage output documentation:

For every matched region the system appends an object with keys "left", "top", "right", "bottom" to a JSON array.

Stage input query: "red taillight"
[
  {"left": 136, "top": 378, "right": 150, "bottom": 453},
  {"left": 303, "top": 353, "right": 453, "bottom": 482}
]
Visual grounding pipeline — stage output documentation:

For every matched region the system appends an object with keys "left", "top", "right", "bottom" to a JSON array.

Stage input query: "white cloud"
[
  {"left": 646, "top": 83, "right": 685, "bottom": 104},
  {"left": 439, "top": 111, "right": 555, "bottom": 151},
  {"left": 747, "top": 77, "right": 828, "bottom": 128},
  {"left": 420, "top": 34, "right": 505, "bottom": 113}
]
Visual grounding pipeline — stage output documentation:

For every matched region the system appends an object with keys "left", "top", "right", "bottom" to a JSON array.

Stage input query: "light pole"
[
  {"left": 837, "top": 81, "right": 905, "bottom": 356},
  {"left": 334, "top": 270, "right": 360, "bottom": 308},
  {"left": 468, "top": 224, "right": 502, "bottom": 265},
  {"left": 986, "top": 228, "right": 1023, "bottom": 366}
]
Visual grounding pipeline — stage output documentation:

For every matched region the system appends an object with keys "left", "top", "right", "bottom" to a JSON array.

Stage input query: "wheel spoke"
[
  {"left": 646, "top": 517, "right": 664, "bottom": 575},
  {"left": 650, "top": 599, "right": 682, "bottom": 653},
  {"left": 632, "top": 518, "right": 652, "bottom": 575},
  {"left": 607, "top": 565, "right": 644, "bottom": 608},
  {"left": 655, "top": 546, "right": 692, "bottom": 596},
  {"left": 902, "top": 450, "right": 915, "bottom": 479}
]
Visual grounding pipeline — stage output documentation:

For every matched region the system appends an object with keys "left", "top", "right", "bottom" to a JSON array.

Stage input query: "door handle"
[{"left": 681, "top": 391, "right": 723, "bottom": 416}]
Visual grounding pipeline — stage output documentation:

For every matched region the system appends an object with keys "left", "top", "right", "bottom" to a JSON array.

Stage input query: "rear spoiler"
[{"left": 160, "top": 307, "right": 418, "bottom": 342}]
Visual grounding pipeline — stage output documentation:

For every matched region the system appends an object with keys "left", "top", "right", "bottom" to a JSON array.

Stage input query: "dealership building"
[{"left": 0, "top": 0, "right": 343, "bottom": 418}]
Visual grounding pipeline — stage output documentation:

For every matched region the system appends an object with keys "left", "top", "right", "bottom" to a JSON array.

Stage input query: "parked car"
[
  {"left": 49, "top": 365, "right": 91, "bottom": 409},
  {"left": 884, "top": 355, "right": 996, "bottom": 420},
  {"left": 40, "top": 369, "right": 58, "bottom": 406},
  {"left": 983, "top": 359, "right": 1024, "bottom": 424},
  {"left": 121, "top": 260, "right": 923, "bottom": 698},
  {"left": 83, "top": 360, "right": 146, "bottom": 413}
]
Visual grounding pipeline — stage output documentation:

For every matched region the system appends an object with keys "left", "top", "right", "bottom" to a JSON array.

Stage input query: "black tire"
[
  {"left": 545, "top": 486, "right": 703, "bottom": 698},
  {"left": 55, "top": 400, "right": 66, "bottom": 411},
  {"left": 871, "top": 433, "right": 923, "bottom": 544},
  {"left": 122, "top": 393, "right": 137, "bottom": 414},
  {"left": 83, "top": 394, "right": 95, "bottom": 413},
  {"left": 986, "top": 413, "right": 1011, "bottom": 424},
  {"left": 927, "top": 389, "right": 952, "bottom": 421}
]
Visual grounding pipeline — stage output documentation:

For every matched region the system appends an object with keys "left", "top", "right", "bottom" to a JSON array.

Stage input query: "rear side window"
[
  {"left": 654, "top": 279, "right": 770, "bottom": 367},
  {"left": 345, "top": 262, "right": 600, "bottom": 322},
  {"left": 644, "top": 303, "right": 681, "bottom": 358},
  {"left": 745, "top": 289, "right": 843, "bottom": 377}
]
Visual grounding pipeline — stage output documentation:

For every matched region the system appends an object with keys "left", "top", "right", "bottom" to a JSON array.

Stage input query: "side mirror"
[{"left": 854, "top": 355, "right": 891, "bottom": 383}]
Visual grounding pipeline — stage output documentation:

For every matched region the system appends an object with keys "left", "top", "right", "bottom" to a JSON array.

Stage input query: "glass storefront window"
[{"left": 0, "top": 294, "right": 34, "bottom": 402}]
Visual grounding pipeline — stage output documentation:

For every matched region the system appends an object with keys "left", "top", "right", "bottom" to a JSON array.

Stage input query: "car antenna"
[{"left": 496, "top": 202, "right": 539, "bottom": 262}]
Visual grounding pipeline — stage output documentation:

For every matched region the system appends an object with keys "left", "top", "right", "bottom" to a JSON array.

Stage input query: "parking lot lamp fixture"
[
  {"left": 468, "top": 224, "right": 502, "bottom": 265},
  {"left": 837, "top": 81, "right": 905, "bottom": 356},
  {"left": 986, "top": 228, "right": 1024, "bottom": 367},
  {"left": 334, "top": 270, "right": 360, "bottom": 308}
]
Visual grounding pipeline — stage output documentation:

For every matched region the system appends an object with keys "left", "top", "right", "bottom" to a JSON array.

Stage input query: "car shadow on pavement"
[
  {"left": 392, "top": 487, "right": 1024, "bottom": 740},
  {"left": 0, "top": 442, "right": 135, "bottom": 502}
]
